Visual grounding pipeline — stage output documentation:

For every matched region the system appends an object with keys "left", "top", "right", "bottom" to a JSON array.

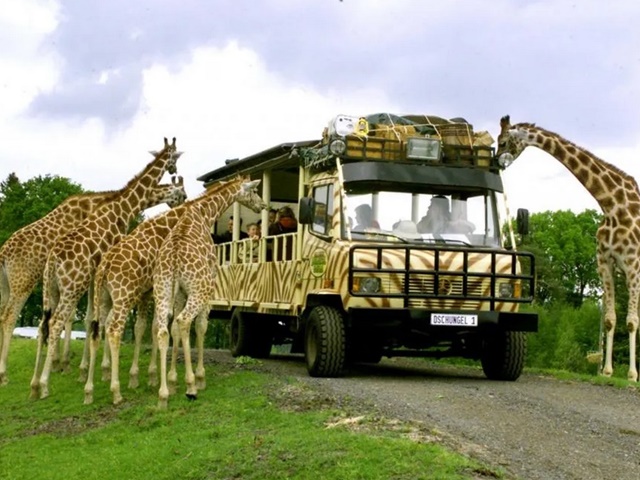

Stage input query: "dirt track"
[{"left": 217, "top": 351, "right": 640, "bottom": 480}]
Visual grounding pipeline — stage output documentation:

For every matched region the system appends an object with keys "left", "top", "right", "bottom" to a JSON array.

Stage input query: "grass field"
[{"left": 0, "top": 338, "right": 503, "bottom": 480}]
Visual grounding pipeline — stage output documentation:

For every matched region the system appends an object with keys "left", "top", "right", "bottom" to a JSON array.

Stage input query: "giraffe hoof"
[
  {"left": 29, "top": 387, "right": 40, "bottom": 400},
  {"left": 185, "top": 393, "right": 197, "bottom": 401}
]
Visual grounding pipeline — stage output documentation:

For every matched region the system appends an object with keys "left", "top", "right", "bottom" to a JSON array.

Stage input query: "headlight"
[
  {"left": 406, "top": 137, "right": 441, "bottom": 161},
  {"left": 329, "top": 138, "right": 347, "bottom": 156},
  {"left": 498, "top": 282, "right": 513, "bottom": 298},
  {"left": 354, "top": 277, "right": 381, "bottom": 293}
]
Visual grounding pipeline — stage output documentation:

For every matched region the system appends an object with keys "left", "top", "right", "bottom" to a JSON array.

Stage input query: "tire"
[
  {"left": 481, "top": 330, "right": 527, "bottom": 381},
  {"left": 304, "top": 306, "right": 346, "bottom": 377},
  {"left": 229, "top": 309, "right": 273, "bottom": 358}
]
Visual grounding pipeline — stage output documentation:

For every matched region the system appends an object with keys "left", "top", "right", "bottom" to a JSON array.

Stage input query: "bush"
[{"left": 526, "top": 301, "right": 602, "bottom": 375}]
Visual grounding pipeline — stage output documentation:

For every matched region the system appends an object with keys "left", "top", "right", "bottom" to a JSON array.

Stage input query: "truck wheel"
[
  {"left": 229, "top": 308, "right": 273, "bottom": 358},
  {"left": 481, "top": 331, "right": 526, "bottom": 381},
  {"left": 305, "top": 306, "right": 346, "bottom": 377}
]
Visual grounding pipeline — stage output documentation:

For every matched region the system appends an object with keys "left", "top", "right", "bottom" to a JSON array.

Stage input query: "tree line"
[{"left": 0, "top": 173, "right": 631, "bottom": 377}]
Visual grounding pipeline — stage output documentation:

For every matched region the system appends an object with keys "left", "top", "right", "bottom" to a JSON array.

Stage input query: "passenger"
[
  {"left": 268, "top": 206, "right": 298, "bottom": 260},
  {"left": 417, "top": 195, "right": 451, "bottom": 234},
  {"left": 239, "top": 222, "right": 260, "bottom": 262},
  {"left": 353, "top": 204, "right": 380, "bottom": 231},
  {"left": 268, "top": 208, "right": 278, "bottom": 228},
  {"left": 214, "top": 215, "right": 249, "bottom": 243},
  {"left": 269, "top": 206, "right": 298, "bottom": 236},
  {"left": 448, "top": 200, "right": 476, "bottom": 234}
]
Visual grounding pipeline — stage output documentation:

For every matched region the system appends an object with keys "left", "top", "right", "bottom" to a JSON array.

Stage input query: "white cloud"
[
  {"left": 1, "top": 1, "right": 639, "bottom": 224},
  {"left": 0, "top": 38, "right": 400, "bottom": 216}
]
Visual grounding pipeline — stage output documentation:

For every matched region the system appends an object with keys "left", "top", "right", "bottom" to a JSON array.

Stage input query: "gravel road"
[{"left": 212, "top": 350, "right": 640, "bottom": 480}]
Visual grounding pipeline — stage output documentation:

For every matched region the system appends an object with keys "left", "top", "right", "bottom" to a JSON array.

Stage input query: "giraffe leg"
[
  {"left": 107, "top": 322, "right": 124, "bottom": 405},
  {"left": 157, "top": 320, "right": 170, "bottom": 409},
  {"left": 101, "top": 335, "right": 111, "bottom": 382},
  {"left": 598, "top": 255, "right": 616, "bottom": 377},
  {"left": 39, "top": 296, "right": 78, "bottom": 399},
  {"left": 0, "top": 294, "right": 29, "bottom": 386},
  {"left": 168, "top": 295, "right": 185, "bottom": 395},
  {"left": 195, "top": 308, "right": 208, "bottom": 390},
  {"left": 168, "top": 317, "right": 180, "bottom": 395},
  {"left": 148, "top": 315, "right": 159, "bottom": 387},
  {"left": 177, "top": 299, "right": 202, "bottom": 399},
  {"left": 129, "top": 301, "right": 148, "bottom": 389},
  {"left": 153, "top": 277, "right": 173, "bottom": 409},
  {"left": 626, "top": 272, "right": 640, "bottom": 382},
  {"left": 78, "top": 287, "right": 95, "bottom": 378},
  {"left": 29, "top": 318, "right": 47, "bottom": 399},
  {"left": 83, "top": 318, "right": 101, "bottom": 404},
  {"left": 38, "top": 312, "right": 67, "bottom": 399}
]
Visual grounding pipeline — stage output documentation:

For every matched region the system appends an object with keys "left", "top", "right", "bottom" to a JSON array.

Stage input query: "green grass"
[{"left": 0, "top": 339, "right": 499, "bottom": 480}]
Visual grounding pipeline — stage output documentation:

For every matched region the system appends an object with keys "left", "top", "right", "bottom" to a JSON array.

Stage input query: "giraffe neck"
[
  {"left": 523, "top": 126, "right": 639, "bottom": 213},
  {"left": 106, "top": 148, "right": 176, "bottom": 223},
  {"left": 193, "top": 178, "right": 245, "bottom": 224}
]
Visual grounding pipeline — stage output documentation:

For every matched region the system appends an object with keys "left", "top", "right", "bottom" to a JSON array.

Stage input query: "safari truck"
[{"left": 198, "top": 113, "right": 538, "bottom": 380}]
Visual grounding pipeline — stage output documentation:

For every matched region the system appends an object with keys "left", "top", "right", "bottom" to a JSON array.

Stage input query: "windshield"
[{"left": 343, "top": 190, "right": 501, "bottom": 247}]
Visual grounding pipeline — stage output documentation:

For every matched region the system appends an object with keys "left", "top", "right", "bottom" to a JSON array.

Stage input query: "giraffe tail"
[{"left": 41, "top": 310, "right": 52, "bottom": 346}]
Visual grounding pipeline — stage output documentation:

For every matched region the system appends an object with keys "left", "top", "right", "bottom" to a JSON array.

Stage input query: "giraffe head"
[
  {"left": 149, "top": 137, "right": 183, "bottom": 175},
  {"left": 236, "top": 179, "right": 268, "bottom": 213},
  {"left": 496, "top": 115, "right": 535, "bottom": 167},
  {"left": 148, "top": 175, "right": 188, "bottom": 208}
]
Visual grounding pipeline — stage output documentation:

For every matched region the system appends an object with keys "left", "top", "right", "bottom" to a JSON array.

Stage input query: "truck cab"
[{"left": 198, "top": 113, "right": 537, "bottom": 380}]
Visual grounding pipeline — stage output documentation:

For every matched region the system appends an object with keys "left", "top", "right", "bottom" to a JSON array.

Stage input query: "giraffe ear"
[
  {"left": 149, "top": 150, "right": 159, "bottom": 156},
  {"left": 242, "top": 179, "right": 261, "bottom": 192},
  {"left": 172, "top": 151, "right": 184, "bottom": 159}
]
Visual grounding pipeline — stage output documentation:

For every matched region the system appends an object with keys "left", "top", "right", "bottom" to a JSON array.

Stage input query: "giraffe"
[
  {"left": 30, "top": 137, "right": 183, "bottom": 400},
  {"left": 0, "top": 189, "right": 118, "bottom": 386},
  {"left": 497, "top": 115, "right": 640, "bottom": 381},
  {"left": 153, "top": 176, "right": 266, "bottom": 408},
  {"left": 83, "top": 179, "right": 232, "bottom": 405},
  {"left": 76, "top": 176, "right": 188, "bottom": 380}
]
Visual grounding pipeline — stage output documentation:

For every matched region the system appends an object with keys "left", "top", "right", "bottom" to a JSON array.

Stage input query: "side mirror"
[
  {"left": 298, "top": 197, "right": 315, "bottom": 225},
  {"left": 516, "top": 208, "right": 529, "bottom": 236}
]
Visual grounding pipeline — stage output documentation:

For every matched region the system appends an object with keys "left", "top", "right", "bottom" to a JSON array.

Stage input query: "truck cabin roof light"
[{"left": 406, "top": 138, "right": 441, "bottom": 161}]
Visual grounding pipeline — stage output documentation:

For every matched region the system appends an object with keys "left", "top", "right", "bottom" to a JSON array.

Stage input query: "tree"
[
  {"left": 0, "top": 173, "right": 85, "bottom": 245},
  {"left": 520, "top": 209, "right": 602, "bottom": 306},
  {"left": 0, "top": 173, "right": 85, "bottom": 325}
]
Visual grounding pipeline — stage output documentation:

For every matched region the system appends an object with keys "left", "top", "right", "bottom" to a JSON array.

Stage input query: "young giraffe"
[
  {"left": 76, "top": 176, "right": 188, "bottom": 380},
  {"left": 0, "top": 190, "right": 116, "bottom": 386},
  {"left": 85, "top": 184, "right": 232, "bottom": 403},
  {"left": 85, "top": 180, "right": 238, "bottom": 405},
  {"left": 153, "top": 176, "right": 266, "bottom": 408},
  {"left": 497, "top": 115, "right": 640, "bottom": 381},
  {"left": 30, "top": 137, "right": 183, "bottom": 400}
]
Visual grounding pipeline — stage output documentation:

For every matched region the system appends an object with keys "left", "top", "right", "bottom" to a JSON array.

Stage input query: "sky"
[{"left": 2, "top": 0, "right": 640, "bottom": 220}]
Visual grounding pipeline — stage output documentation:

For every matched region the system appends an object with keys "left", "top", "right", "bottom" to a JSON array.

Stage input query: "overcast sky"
[{"left": 2, "top": 0, "right": 639, "bottom": 219}]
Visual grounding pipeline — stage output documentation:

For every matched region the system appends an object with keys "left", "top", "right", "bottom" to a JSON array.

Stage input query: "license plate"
[{"left": 430, "top": 313, "right": 478, "bottom": 327}]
